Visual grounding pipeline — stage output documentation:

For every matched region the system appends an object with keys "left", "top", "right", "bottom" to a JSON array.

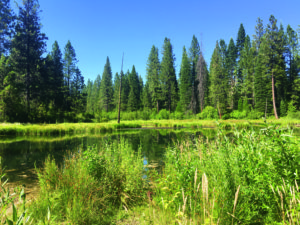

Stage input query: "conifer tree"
[
  {"left": 179, "top": 46, "right": 192, "bottom": 112},
  {"left": 10, "top": 0, "right": 47, "bottom": 120},
  {"left": 264, "top": 15, "right": 287, "bottom": 119},
  {"left": 0, "top": 0, "right": 14, "bottom": 55},
  {"left": 127, "top": 65, "right": 140, "bottom": 111},
  {"left": 240, "top": 35, "right": 255, "bottom": 105},
  {"left": 99, "top": 57, "right": 113, "bottom": 112},
  {"left": 113, "top": 72, "right": 120, "bottom": 110},
  {"left": 196, "top": 51, "right": 209, "bottom": 112},
  {"left": 226, "top": 38, "right": 237, "bottom": 109},
  {"left": 189, "top": 35, "right": 201, "bottom": 113},
  {"left": 50, "top": 41, "right": 64, "bottom": 110},
  {"left": 254, "top": 37, "right": 270, "bottom": 114},
  {"left": 209, "top": 41, "right": 228, "bottom": 119},
  {"left": 286, "top": 25, "right": 299, "bottom": 101},
  {"left": 86, "top": 79, "right": 93, "bottom": 113},
  {"left": 146, "top": 45, "right": 161, "bottom": 112},
  {"left": 160, "top": 38, "right": 178, "bottom": 112},
  {"left": 236, "top": 24, "right": 246, "bottom": 57},
  {"left": 91, "top": 74, "right": 101, "bottom": 114},
  {"left": 121, "top": 71, "right": 130, "bottom": 111},
  {"left": 236, "top": 24, "right": 246, "bottom": 101},
  {"left": 253, "top": 17, "right": 264, "bottom": 51},
  {"left": 142, "top": 81, "right": 151, "bottom": 110}
]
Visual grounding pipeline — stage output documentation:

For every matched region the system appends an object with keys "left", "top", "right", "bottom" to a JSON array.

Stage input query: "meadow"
[
  {"left": 0, "top": 117, "right": 299, "bottom": 136},
  {"left": 1, "top": 123, "right": 300, "bottom": 224}
]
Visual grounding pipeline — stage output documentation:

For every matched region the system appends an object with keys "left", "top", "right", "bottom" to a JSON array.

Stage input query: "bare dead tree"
[{"left": 196, "top": 52, "right": 208, "bottom": 112}]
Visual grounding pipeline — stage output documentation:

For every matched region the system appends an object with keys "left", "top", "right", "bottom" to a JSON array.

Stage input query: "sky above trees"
[{"left": 11, "top": 0, "right": 300, "bottom": 82}]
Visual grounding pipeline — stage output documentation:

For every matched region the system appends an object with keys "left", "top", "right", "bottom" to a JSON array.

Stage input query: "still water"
[
  {"left": 0, "top": 128, "right": 216, "bottom": 199},
  {"left": 1, "top": 126, "right": 298, "bottom": 200}
]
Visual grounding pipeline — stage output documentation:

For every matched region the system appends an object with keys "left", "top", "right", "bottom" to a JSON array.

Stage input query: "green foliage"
[
  {"left": 30, "top": 139, "right": 147, "bottom": 224},
  {"left": 280, "top": 100, "right": 288, "bottom": 117},
  {"left": 157, "top": 109, "right": 170, "bottom": 120},
  {"left": 230, "top": 110, "right": 247, "bottom": 119},
  {"left": 146, "top": 45, "right": 161, "bottom": 111},
  {"left": 161, "top": 38, "right": 178, "bottom": 112},
  {"left": 198, "top": 106, "right": 218, "bottom": 119},
  {"left": 152, "top": 127, "right": 300, "bottom": 224},
  {"left": 238, "top": 98, "right": 243, "bottom": 112},
  {"left": 99, "top": 57, "right": 113, "bottom": 112},
  {"left": 179, "top": 46, "right": 192, "bottom": 111}
]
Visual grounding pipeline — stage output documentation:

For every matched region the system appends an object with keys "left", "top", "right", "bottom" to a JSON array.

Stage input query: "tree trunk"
[
  {"left": 271, "top": 70, "right": 279, "bottom": 119},
  {"left": 156, "top": 100, "right": 159, "bottom": 113}
]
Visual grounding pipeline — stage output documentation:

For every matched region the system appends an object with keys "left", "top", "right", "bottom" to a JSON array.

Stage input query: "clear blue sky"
[{"left": 12, "top": 0, "right": 300, "bottom": 83}]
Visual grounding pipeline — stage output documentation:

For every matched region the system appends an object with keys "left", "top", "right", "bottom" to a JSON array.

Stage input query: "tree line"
[
  {"left": 86, "top": 16, "right": 300, "bottom": 120},
  {"left": 1, "top": 0, "right": 299, "bottom": 122},
  {"left": 0, "top": 0, "right": 85, "bottom": 122}
]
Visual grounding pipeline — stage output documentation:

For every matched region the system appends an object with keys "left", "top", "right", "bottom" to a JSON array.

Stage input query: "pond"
[
  {"left": 0, "top": 128, "right": 217, "bottom": 201},
  {"left": 1, "top": 125, "right": 299, "bottom": 202}
]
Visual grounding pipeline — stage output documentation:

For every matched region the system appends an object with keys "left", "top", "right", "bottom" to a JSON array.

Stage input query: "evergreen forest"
[{"left": 1, "top": 0, "right": 300, "bottom": 123}]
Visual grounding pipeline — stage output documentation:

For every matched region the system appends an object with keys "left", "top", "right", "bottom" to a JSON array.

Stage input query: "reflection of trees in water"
[{"left": 0, "top": 128, "right": 217, "bottom": 184}]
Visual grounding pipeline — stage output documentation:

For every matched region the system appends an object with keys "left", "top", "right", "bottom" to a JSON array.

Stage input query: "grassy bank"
[
  {"left": 2, "top": 125, "right": 300, "bottom": 224},
  {"left": 0, "top": 118, "right": 299, "bottom": 136}
]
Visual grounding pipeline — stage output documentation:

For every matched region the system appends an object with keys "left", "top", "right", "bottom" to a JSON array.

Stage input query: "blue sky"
[{"left": 12, "top": 0, "right": 300, "bottom": 83}]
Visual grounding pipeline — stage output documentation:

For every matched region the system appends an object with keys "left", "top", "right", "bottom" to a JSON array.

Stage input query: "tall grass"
[
  {"left": 28, "top": 139, "right": 148, "bottom": 224},
  {"left": 145, "top": 126, "right": 300, "bottom": 224},
  {"left": 12, "top": 125, "right": 300, "bottom": 224}
]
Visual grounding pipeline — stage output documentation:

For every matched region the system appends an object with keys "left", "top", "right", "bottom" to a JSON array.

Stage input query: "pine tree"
[
  {"left": 99, "top": 57, "right": 113, "bottom": 112},
  {"left": 10, "top": 0, "right": 47, "bottom": 120},
  {"left": 264, "top": 15, "right": 287, "bottom": 119},
  {"left": 160, "top": 38, "right": 178, "bottom": 112},
  {"left": 240, "top": 35, "right": 255, "bottom": 105},
  {"left": 0, "top": 0, "right": 14, "bottom": 55},
  {"left": 253, "top": 17, "right": 264, "bottom": 51},
  {"left": 146, "top": 45, "right": 161, "bottom": 112},
  {"left": 209, "top": 41, "right": 228, "bottom": 119},
  {"left": 142, "top": 81, "right": 151, "bottom": 110},
  {"left": 236, "top": 24, "right": 246, "bottom": 57},
  {"left": 127, "top": 65, "right": 140, "bottom": 111},
  {"left": 286, "top": 25, "right": 299, "bottom": 101},
  {"left": 86, "top": 79, "right": 93, "bottom": 113},
  {"left": 50, "top": 41, "right": 64, "bottom": 111},
  {"left": 226, "top": 38, "right": 238, "bottom": 109},
  {"left": 236, "top": 24, "right": 246, "bottom": 101},
  {"left": 113, "top": 72, "right": 120, "bottom": 110},
  {"left": 179, "top": 46, "right": 192, "bottom": 112},
  {"left": 121, "top": 71, "right": 130, "bottom": 111},
  {"left": 91, "top": 74, "right": 101, "bottom": 114},
  {"left": 196, "top": 51, "right": 208, "bottom": 112},
  {"left": 254, "top": 37, "right": 270, "bottom": 114},
  {"left": 189, "top": 35, "right": 200, "bottom": 113},
  {"left": 71, "top": 67, "right": 86, "bottom": 113},
  {"left": 63, "top": 41, "right": 77, "bottom": 92}
]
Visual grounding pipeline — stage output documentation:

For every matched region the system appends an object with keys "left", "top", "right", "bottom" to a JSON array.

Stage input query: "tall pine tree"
[
  {"left": 10, "top": 0, "right": 47, "bottom": 121},
  {"left": 179, "top": 46, "right": 192, "bottom": 112},
  {"left": 160, "top": 38, "right": 178, "bottom": 112},
  {"left": 146, "top": 45, "right": 161, "bottom": 112},
  {"left": 99, "top": 57, "right": 113, "bottom": 112}
]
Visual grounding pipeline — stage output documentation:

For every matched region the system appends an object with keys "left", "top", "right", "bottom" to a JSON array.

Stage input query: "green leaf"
[
  {"left": 16, "top": 212, "right": 25, "bottom": 225},
  {"left": 13, "top": 202, "right": 17, "bottom": 222},
  {"left": 6, "top": 218, "right": 13, "bottom": 225}
]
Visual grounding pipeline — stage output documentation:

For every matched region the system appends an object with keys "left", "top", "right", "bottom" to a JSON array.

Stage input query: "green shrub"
[
  {"left": 230, "top": 110, "right": 247, "bottom": 119},
  {"left": 247, "top": 110, "right": 264, "bottom": 119},
  {"left": 157, "top": 109, "right": 170, "bottom": 120},
  {"left": 198, "top": 106, "right": 218, "bottom": 119}
]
